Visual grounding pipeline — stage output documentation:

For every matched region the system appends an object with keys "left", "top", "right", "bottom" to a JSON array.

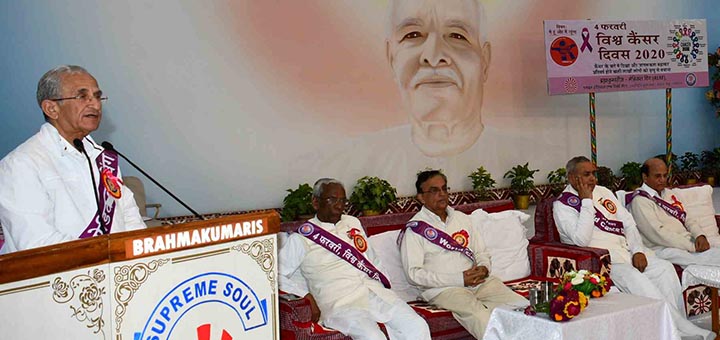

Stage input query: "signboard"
[{"left": 544, "top": 19, "right": 708, "bottom": 95}]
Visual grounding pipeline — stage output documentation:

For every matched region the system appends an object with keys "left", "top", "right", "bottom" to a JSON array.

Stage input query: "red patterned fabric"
[
  {"left": 280, "top": 200, "right": 515, "bottom": 234},
  {"left": 530, "top": 197, "right": 562, "bottom": 243},
  {"left": 529, "top": 198, "right": 611, "bottom": 278},
  {"left": 157, "top": 185, "right": 567, "bottom": 225}
]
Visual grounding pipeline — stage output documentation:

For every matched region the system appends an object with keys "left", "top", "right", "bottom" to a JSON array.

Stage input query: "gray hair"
[
  {"left": 566, "top": 156, "right": 592, "bottom": 175},
  {"left": 313, "top": 178, "right": 344, "bottom": 198},
  {"left": 37, "top": 65, "right": 91, "bottom": 120},
  {"left": 385, "top": 0, "right": 488, "bottom": 45}
]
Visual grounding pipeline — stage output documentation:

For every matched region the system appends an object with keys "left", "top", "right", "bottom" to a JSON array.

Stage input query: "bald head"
[{"left": 642, "top": 157, "right": 668, "bottom": 193}]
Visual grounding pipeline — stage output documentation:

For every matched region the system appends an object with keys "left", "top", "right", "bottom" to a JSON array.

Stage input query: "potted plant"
[
  {"left": 701, "top": 148, "right": 720, "bottom": 186},
  {"left": 503, "top": 162, "right": 539, "bottom": 209},
  {"left": 679, "top": 152, "right": 700, "bottom": 184},
  {"left": 281, "top": 183, "right": 315, "bottom": 222},
  {"left": 468, "top": 166, "right": 496, "bottom": 200},
  {"left": 620, "top": 162, "right": 642, "bottom": 190},
  {"left": 349, "top": 176, "right": 397, "bottom": 216},
  {"left": 546, "top": 167, "right": 567, "bottom": 196}
]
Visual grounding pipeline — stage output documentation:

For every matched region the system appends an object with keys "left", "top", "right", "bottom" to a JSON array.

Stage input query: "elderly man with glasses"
[
  {"left": 398, "top": 170, "right": 527, "bottom": 339},
  {"left": 278, "top": 178, "right": 430, "bottom": 340},
  {"left": 0, "top": 65, "right": 145, "bottom": 254}
]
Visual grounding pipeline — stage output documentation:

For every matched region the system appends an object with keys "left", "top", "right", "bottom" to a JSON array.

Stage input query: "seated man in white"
[
  {"left": 399, "top": 170, "right": 527, "bottom": 339},
  {"left": 628, "top": 157, "right": 720, "bottom": 267},
  {"left": 278, "top": 178, "right": 431, "bottom": 340},
  {"left": 554, "top": 156, "right": 712, "bottom": 340}
]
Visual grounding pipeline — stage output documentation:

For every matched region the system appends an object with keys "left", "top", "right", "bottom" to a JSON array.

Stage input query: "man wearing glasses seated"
[
  {"left": 0, "top": 65, "right": 145, "bottom": 254},
  {"left": 279, "top": 178, "right": 430, "bottom": 340},
  {"left": 398, "top": 170, "right": 527, "bottom": 339}
]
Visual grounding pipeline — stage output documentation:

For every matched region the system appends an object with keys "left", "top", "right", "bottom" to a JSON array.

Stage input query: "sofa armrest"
[
  {"left": 279, "top": 294, "right": 354, "bottom": 340},
  {"left": 527, "top": 242, "right": 611, "bottom": 279},
  {"left": 280, "top": 294, "right": 313, "bottom": 324}
]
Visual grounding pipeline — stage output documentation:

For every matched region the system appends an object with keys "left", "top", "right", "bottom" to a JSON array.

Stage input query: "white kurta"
[
  {"left": 630, "top": 183, "right": 720, "bottom": 267},
  {"left": 400, "top": 206, "right": 526, "bottom": 339},
  {"left": 554, "top": 185, "right": 713, "bottom": 340},
  {"left": 0, "top": 123, "right": 145, "bottom": 254},
  {"left": 279, "top": 215, "right": 430, "bottom": 340},
  {"left": 400, "top": 206, "right": 491, "bottom": 301},
  {"left": 553, "top": 185, "right": 644, "bottom": 264}
]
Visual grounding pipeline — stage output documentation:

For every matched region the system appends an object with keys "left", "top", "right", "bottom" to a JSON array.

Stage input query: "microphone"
[
  {"left": 73, "top": 138, "right": 108, "bottom": 234},
  {"left": 101, "top": 141, "right": 204, "bottom": 220}
]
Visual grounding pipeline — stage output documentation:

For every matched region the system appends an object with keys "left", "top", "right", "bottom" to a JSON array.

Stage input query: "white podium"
[{"left": 0, "top": 211, "right": 280, "bottom": 340}]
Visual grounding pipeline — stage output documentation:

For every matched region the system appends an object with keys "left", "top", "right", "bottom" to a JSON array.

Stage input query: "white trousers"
[
  {"left": 612, "top": 256, "right": 714, "bottom": 340},
  {"left": 323, "top": 292, "right": 431, "bottom": 340},
  {"left": 429, "top": 276, "right": 528, "bottom": 339},
  {"left": 655, "top": 247, "right": 720, "bottom": 268}
]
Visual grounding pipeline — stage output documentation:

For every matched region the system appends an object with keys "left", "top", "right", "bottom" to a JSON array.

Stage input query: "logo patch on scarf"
[
  {"left": 424, "top": 227, "right": 438, "bottom": 241},
  {"left": 101, "top": 168, "right": 122, "bottom": 199},
  {"left": 299, "top": 223, "right": 314, "bottom": 236},
  {"left": 347, "top": 228, "right": 367, "bottom": 252},
  {"left": 670, "top": 195, "right": 685, "bottom": 211},
  {"left": 567, "top": 196, "right": 580, "bottom": 206},
  {"left": 602, "top": 199, "right": 617, "bottom": 214},
  {"left": 452, "top": 230, "right": 470, "bottom": 247}
]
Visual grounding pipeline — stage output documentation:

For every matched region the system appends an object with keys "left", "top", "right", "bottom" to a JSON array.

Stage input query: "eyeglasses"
[
  {"left": 422, "top": 186, "right": 450, "bottom": 195},
  {"left": 50, "top": 92, "right": 108, "bottom": 103},
  {"left": 321, "top": 197, "right": 349, "bottom": 206}
]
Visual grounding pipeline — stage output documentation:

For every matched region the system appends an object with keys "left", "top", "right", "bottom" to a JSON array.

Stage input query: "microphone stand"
[{"left": 101, "top": 141, "right": 205, "bottom": 220}]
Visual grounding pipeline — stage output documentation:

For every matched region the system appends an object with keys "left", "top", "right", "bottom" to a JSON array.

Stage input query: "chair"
[
  {"left": 530, "top": 197, "right": 612, "bottom": 278},
  {"left": 124, "top": 176, "right": 163, "bottom": 227}
]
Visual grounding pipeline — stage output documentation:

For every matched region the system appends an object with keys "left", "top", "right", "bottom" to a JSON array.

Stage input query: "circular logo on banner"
[
  {"left": 298, "top": 223, "right": 314, "bottom": 236},
  {"left": 136, "top": 272, "right": 269, "bottom": 339},
  {"left": 550, "top": 36, "right": 579, "bottom": 66},
  {"left": 670, "top": 24, "right": 700, "bottom": 66},
  {"left": 353, "top": 235, "right": 368, "bottom": 253},
  {"left": 602, "top": 199, "right": 617, "bottom": 214},
  {"left": 685, "top": 73, "right": 697, "bottom": 86},
  {"left": 424, "top": 228, "right": 438, "bottom": 241},
  {"left": 564, "top": 77, "right": 578, "bottom": 93},
  {"left": 567, "top": 196, "right": 581, "bottom": 207}
]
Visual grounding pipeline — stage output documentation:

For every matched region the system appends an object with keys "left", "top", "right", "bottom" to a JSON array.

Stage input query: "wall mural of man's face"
[{"left": 387, "top": 0, "right": 491, "bottom": 157}]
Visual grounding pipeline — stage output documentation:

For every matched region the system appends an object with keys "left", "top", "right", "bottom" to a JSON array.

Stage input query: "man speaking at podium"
[{"left": 0, "top": 65, "right": 146, "bottom": 254}]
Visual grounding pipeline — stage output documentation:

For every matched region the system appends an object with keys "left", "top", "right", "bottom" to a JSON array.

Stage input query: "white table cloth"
[
  {"left": 681, "top": 264, "right": 720, "bottom": 291},
  {"left": 483, "top": 292, "right": 679, "bottom": 340}
]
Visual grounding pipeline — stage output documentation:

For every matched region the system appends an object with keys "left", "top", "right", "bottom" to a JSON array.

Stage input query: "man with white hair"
[
  {"left": 386, "top": 0, "right": 491, "bottom": 157},
  {"left": 278, "top": 178, "right": 431, "bottom": 340},
  {"left": 0, "top": 65, "right": 146, "bottom": 254}
]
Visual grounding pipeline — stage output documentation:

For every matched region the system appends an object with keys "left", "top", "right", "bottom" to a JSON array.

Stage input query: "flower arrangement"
[
  {"left": 707, "top": 47, "right": 720, "bottom": 117},
  {"left": 561, "top": 269, "right": 611, "bottom": 298},
  {"left": 550, "top": 289, "right": 588, "bottom": 322},
  {"left": 524, "top": 270, "right": 610, "bottom": 322}
]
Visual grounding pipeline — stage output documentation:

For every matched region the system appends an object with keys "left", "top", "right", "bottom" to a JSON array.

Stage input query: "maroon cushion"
[{"left": 531, "top": 198, "right": 562, "bottom": 243}]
